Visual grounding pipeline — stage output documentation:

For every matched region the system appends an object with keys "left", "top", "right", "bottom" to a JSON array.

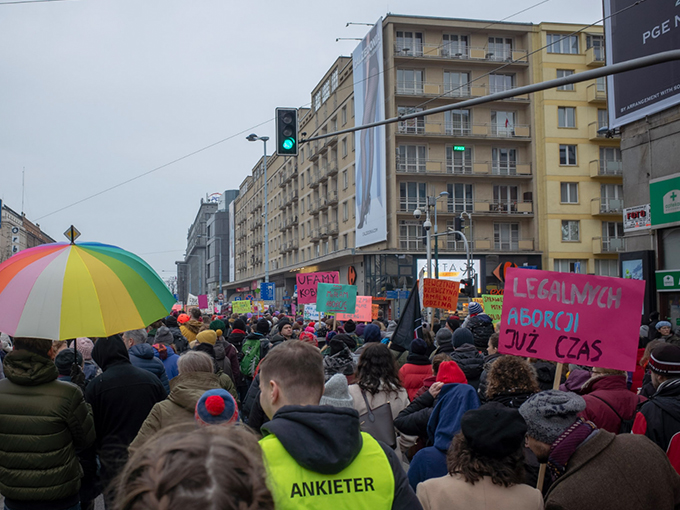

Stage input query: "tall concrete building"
[
  {"left": 0, "top": 203, "right": 55, "bottom": 263},
  {"left": 532, "top": 23, "right": 622, "bottom": 276}
]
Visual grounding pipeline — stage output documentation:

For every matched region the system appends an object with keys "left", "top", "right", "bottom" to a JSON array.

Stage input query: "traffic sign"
[
  {"left": 260, "top": 282, "right": 275, "bottom": 302},
  {"left": 64, "top": 225, "right": 81, "bottom": 244}
]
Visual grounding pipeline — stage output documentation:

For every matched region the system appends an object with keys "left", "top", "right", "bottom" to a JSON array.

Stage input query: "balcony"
[
  {"left": 327, "top": 190, "right": 338, "bottom": 205},
  {"left": 309, "top": 171, "right": 322, "bottom": 188},
  {"left": 586, "top": 46, "right": 605, "bottom": 67},
  {"left": 393, "top": 42, "right": 528, "bottom": 64},
  {"left": 589, "top": 159, "right": 623, "bottom": 178},
  {"left": 309, "top": 143, "right": 320, "bottom": 161},
  {"left": 319, "top": 224, "right": 329, "bottom": 238},
  {"left": 278, "top": 171, "right": 287, "bottom": 188},
  {"left": 593, "top": 236, "right": 625, "bottom": 254},
  {"left": 473, "top": 200, "right": 534, "bottom": 216},
  {"left": 325, "top": 135, "right": 338, "bottom": 148},
  {"left": 470, "top": 238, "right": 535, "bottom": 252},
  {"left": 589, "top": 122, "right": 620, "bottom": 143},
  {"left": 284, "top": 190, "right": 298, "bottom": 206},
  {"left": 327, "top": 221, "right": 339, "bottom": 236},
  {"left": 327, "top": 159, "right": 338, "bottom": 176},
  {"left": 591, "top": 197, "right": 623, "bottom": 216},
  {"left": 310, "top": 228, "right": 322, "bottom": 240},
  {"left": 398, "top": 121, "right": 531, "bottom": 139},
  {"left": 253, "top": 216, "right": 262, "bottom": 227},
  {"left": 587, "top": 83, "right": 606, "bottom": 104},
  {"left": 472, "top": 162, "right": 532, "bottom": 177}
]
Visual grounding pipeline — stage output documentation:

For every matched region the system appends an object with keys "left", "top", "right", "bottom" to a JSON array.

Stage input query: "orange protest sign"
[
  {"left": 372, "top": 303, "right": 380, "bottom": 320},
  {"left": 336, "top": 296, "right": 372, "bottom": 321},
  {"left": 423, "top": 278, "right": 460, "bottom": 310}
]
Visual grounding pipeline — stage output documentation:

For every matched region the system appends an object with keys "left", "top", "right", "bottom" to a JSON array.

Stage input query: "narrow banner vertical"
[{"left": 353, "top": 17, "right": 387, "bottom": 248}]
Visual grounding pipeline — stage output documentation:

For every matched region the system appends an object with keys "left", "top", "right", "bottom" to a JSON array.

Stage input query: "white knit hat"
[{"left": 320, "top": 374, "right": 354, "bottom": 408}]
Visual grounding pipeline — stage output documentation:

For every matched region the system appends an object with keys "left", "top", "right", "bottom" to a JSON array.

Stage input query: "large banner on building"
[
  {"left": 353, "top": 18, "right": 387, "bottom": 248},
  {"left": 604, "top": 0, "right": 680, "bottom": 129}
]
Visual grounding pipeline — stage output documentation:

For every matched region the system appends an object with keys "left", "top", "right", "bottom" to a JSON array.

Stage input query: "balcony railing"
[
  {"left": 590, "top": 159, "right": 622, "bottom": 177},
  {"left": 398, "top": 121, "right": 531, "bottom": 139},
  {"left": 395, "top": 159, "right": 532, "bottom": 176},
  {"left": 473, "top": 200, "right": 533, "bottom": 215},
  {"left": 327, "top": 190, "right": 338, "bottom": 205},
  {"left": 591, "top": 197, "right": 623, "bottom": 215},
  {"left": 587, "top": 83, "right": 606, "bottom": 103},
  {"left": 309, "top": 171, "right": 321, "bottom": 188},
  {"left": 393, "top": 42, "right": 529, "bottom": 63},
  {"left": 593, "top": 236, "right": 625, "bottom": 254},
  {"left": 327, "top": 221, "right": 339, "bottom": 236},
  {"left": 586, "top": 46, "right": 605, "bottom": 66}
]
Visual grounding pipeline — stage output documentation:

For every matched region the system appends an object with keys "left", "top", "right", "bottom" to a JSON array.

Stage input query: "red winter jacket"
[
  {"left": 399, "top": 357, "right": 433, "bottom": 401},
  {"left": 579, "top": 374, "right": 646, "bottom": 434}
]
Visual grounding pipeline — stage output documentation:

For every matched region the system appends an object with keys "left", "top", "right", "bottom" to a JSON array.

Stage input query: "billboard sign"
[
  {"left": 623, "top": 204, "right": 651, "bottom": 231},
  {"left": 604, "top": 0, "right": 680, "bottom": 129},
  {"left": 416, "top": 258, "right": 482, "bottom": 294},
  {"left": 353, "top": 18, "right": 387, "bottom": 248}
]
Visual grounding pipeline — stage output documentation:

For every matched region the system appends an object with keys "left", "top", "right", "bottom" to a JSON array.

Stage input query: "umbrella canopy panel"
[{"left": 0, "top": 242, "right": 175, "bottom": 340}]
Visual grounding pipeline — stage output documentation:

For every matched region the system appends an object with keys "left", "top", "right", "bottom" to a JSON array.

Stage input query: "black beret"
[{"left": 461, "top": 402, "right": 527, "bottom": 459}]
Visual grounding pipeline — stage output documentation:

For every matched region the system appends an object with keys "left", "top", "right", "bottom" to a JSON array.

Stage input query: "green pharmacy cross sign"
[{"left": 650, "top": 173, "right": 680, "bottom": 229}]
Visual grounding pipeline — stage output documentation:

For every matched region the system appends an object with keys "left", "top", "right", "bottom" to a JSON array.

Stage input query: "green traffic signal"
[{"left": 282, "top": 138, "right": 295, "bottom": 150}]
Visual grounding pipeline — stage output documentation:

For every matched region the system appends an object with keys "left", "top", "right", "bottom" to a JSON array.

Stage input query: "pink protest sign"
[
  {"left": 198, "top": 295, "right": 208, "bottom": 309},
  {"left": 499, "top": 268, "right": 645, "bottom": 372},
  {"left": 336, "top": 296, "right": 372, "bottom": 321},
  {"left": 296, "top": 271, "right": 340, "bottom": 304}
]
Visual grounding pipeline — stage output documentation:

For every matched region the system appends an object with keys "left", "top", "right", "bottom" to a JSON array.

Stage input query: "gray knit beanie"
[
  {"left": 435, "top": 327, "right": 453, "bottom": 346},
  {"left": 319, "top": 373, "right": 354, "bottom": 408},
  {"left": 519, "top": 390, "right": 586, "bottom": 445}
]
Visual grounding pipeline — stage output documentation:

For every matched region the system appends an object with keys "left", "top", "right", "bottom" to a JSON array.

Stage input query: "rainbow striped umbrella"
[{"left": 0, "top": 242, "right": 175, "bottom": 340}]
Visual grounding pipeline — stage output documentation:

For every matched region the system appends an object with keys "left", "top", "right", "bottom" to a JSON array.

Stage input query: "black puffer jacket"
[
  {"left": 0, "top": 350, "right": 96, "bottom": 505},
  {"left": 394, "top": 391, "right": 436, "bottom": 440},
  {"left": 477, "top": 352, "right": 503, "bottom": 403},
  {"left": 465, "top": 313, "right": 494, "bottom": 353},
  {"left": 451, "top": 344, "right": 485, "bottom": 390}
]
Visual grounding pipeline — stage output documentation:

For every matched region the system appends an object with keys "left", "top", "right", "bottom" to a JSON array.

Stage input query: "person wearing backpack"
[
  {"left": 240, "top": 318, "right": 272, "bottom": 384},
  {"left": 580, "top": 367, "right": 646, "bottom": 434}
]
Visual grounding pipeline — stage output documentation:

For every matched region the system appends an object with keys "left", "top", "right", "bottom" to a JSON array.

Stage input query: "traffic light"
[
  {"left": 454, "top": 216, "right": 463, "bottom": 240},
  {"left": 460, "top": 278, "right": 474, "bottom": 297},
  {"left": 276, "top": 108, "right": 298, "bottom": 156}
]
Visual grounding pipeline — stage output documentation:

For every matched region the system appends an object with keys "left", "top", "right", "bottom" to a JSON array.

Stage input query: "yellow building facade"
[{"left": 532, "top": 23, "right": 622, "bottom": 277}]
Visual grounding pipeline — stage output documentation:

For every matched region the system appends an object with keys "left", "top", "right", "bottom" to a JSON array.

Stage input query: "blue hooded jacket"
[
  {"left": 363, "top": 324, "right": 382, "bottom": 343},
  {"left": 153, "top": 344, "right": 180, "bottom": 381},
  {"left": 128, "top": 343, "right": 170, "bottom": 395},
  {"left": 407, "top": 383, "right": 480, "bottom": 490}
]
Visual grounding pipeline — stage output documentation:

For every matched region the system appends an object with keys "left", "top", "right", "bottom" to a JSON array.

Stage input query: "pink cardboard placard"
[
  {"left": 296, "top": 271, "right": 340, "bottom": 304},
  {"left": 336, "top": 296, "right": 373, "bottom": 321},
  {"left": 499, "top": 268, "right": 645, "bottom": 372}
]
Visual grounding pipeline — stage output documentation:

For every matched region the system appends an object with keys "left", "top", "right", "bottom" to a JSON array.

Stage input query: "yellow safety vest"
[{"left": 260, "top": 431, "right": 395, "bottom": 510}]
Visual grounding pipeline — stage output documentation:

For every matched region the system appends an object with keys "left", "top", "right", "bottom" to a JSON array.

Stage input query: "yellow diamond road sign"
[{"left": 64, "top": 225, "right": 81, "bottom": 244}]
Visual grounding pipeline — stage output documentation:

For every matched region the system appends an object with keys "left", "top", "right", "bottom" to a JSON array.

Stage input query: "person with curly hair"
[
  {"left": 485, "top": 355, "right": 540, "bottom": 409},
  {"left": 114, "top": 425, "right": 274, "bottom": 510},
  {"left": 416, "top": 403, "right": 542, "bottom": 510}
]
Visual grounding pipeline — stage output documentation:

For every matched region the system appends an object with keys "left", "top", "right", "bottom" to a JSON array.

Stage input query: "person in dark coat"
[
  {"left": 323, "top": 337, "right": 357, "bottom": 382},
  {"left": 163, "top": 315, "right": 189, "bottom": 353},
  {"left": 85, "top": 335, "right": 166, "bottom": 505},
  {"left": 450, "top": 328, "right": 484, "bottom": 390},
  {"left": 477, "top": 333, "right": 502, "bottom": 403},
  {"left": 152, "top": 326, "right": 180, "bottom": 381},
  {"left": 123, "top": 329, "right": 170, "bottom": 394},
  {"left": 648, "top": 311, "right": 661, "bottom": 342},
  {"left": 530, "top": 358, "right": 563, "bottom": 391},
  {"left": 580, "top": 367, "right": 646, "bottom": 434},
  {"left": 463, "top": 302, "right": 494, "bottom": 354},
  {"left": 633, "top": 344, "right": 680, "bottom": 472},
  {"left": 432, "top": 328, "right": 454, "bottom": 357},
  {"left": 399, "top": 338, "right": 432, "bottom": 400}
]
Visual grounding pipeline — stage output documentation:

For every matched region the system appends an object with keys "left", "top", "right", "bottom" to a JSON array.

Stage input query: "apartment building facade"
[
  {"left": 0, "top": 203, "right": 55, "bottom": 263},
  {"left": 532, "top": 23, "right": 622, "bottom": 276}
]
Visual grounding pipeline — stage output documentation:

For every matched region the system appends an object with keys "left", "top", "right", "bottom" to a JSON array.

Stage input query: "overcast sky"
[{"left": 0, "top": 0, "right": 604, "bottom": 278}]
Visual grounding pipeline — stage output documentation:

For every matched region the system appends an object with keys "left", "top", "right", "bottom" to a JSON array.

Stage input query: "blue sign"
[
  {"left": 234, "top": 297, "right": 242, "bottom": 301},
  {"left": 260, "top": 282, "right": 276, "bottom": 301},
  {"left": 386, "top": 290, "right": 410, "bottom": 299}
]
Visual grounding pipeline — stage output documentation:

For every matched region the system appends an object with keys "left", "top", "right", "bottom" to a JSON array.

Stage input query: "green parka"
[{"left": 0, "top": 350, "right": 96, "bottom": 502}]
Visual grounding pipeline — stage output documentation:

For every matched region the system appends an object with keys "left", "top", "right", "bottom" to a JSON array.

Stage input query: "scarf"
[{"left": 547, "top": 418, "right": 597, "bottom": 482}]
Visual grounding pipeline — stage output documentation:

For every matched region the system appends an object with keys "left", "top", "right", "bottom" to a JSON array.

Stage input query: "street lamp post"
[
  {"left": 413, "top": 202, "right": 433, "bottom": 324},
  {"left": 432, "top": 191, "right": 449, "bottom": 280},
  {"left": 247, "top": 134, "right": 270, "bottom": 283}
]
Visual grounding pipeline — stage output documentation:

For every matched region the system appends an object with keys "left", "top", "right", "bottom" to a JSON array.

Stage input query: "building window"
[
  {"left": 493, "top": 185, "right": 518, "bottom": 212},
  {"left": 397, "top": 69, "right": 424, "bottom": 95},
  {"left": 447, "top": 146, "right": 473, "bottom": 174},
  {"left": 331, "top": 68, "right": 339, "bottom": 92},
  {"left": 559, "top": 144, "right": 577, "bottom": 165},
  {"left": 595, "top": 259, "right": 618, "bottom": 277},
  {"left": 313, "top": 91, "right": 321, "bottom": 111},
  {"left": 343, "top": 234, "right": 348, "bottom": 249},
  {"left": 351, "top": 98, "right": 354, "bottom": 117},
  {"left": 400, "top": 182, "right": 427, "bottom": 211},
  {"left": 586, "top": 34, "right": 605, "bottom": 60},
  {"left": 554, "top": 259, "right": 587, "bottom": 273},
  {"left": 494, "top": 223, "right": 519, "bottom": 250},
  {"left": 562, "top": 220, "right": 580, "bottom": 241},
  {"left": 602, "top": 221, "right": 625, "bottom": 251},
  {"left": 601, "top": 184, "right": 623, "bottom": 212},
  {"left": 489, "top": 73, "right": 514, "bottom": 94},
  {"left": 445, "top": 109, "right": 471, "bottom": 135},
  {"left": 560, "top": 182, "right": 579, "bottom": 203},
  {"left": 396, "top": 31, "right": 423, "bottom": 56},
  {"left": 399, "top": 220, "right": 421, "bottom": 250},
  {"left": 600, "top": 147, "right": 622, "bottom": 175},
  {"left": 321, "top": 80, "right": 330, "bottom": 103},
  {"left": 301, "top": 223, "right": 305, "bottom": 238},
  {"left": 342, "top": 138, "right": 347, "bottom": 157},
  {"left": 352, "top": 197, "right": 356, "bottom": 217},
  {"left": 488, "top": 37, "right": 512, "bottom": 60},
  {"left": 343, "top": 201, "right": 348, "bottom": 221},
  {"left": 397, "top": 145, "right": 427, "bottom": 173},
  {"left": 341, "top": 105, "right": 347, "bottom": 125},
  {"left": 491, "top": 111, "right": 514, "bottom": 136},
  {"left": 558, "top": 107, "right": 576, "bottom": 128},
  {"left": 557, "top": 69, "right": 574, "bottom": 90},
  {"left": 492, "top": 148, "right": 517, "bottom": 175},
  {"left": 598, "top": 109, "right": 608, "bottom": 130},
  {"left": 342, "top": 170, "right": 348, "bottom": 189},
  {"left": 444, "top": 72, "right": 470, "bottom": 97},
  {"left": 596, "top": 76, "right": 606, "bottom": 92},
  {"left": 547, "top": 34, "right": 579, "bottom": 54},
  {"left": 448, "top": 183, "right": 473, "bottom": 213},
  {"left": 442, "top": 34, "right": 468, "bottom": 57},
  {"left": 398, "top": 106, "right": 425, "bottom": 133}
]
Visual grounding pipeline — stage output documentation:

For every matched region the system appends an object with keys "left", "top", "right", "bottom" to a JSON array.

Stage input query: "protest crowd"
[{"left": 3, "top": 295, "right": 680, "bottom": 510}]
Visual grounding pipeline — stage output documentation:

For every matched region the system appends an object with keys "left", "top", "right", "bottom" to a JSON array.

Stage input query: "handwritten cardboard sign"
[
  {"left": 372, "top": 304, "right": 380, "bottom": 320},
  {"left": 316, "top": 283, "right": 357, "bottom": 314},
  {"left": 336, "top": 296, "right": 372, "bottom": 321},
  {"left": 423, "top": 278, "right": 460, "bottom": 310},
  {"left": 232, "top": 300, "right": 251, "bottom": 314},
  {"left": 296, "top": 271, "right": 340, "bottom": 304},
  {"left": 482, "top": 294, "right": 503, "bottom": 322},
  {"left": 499, "top": 268, "right": 645, "bottom": 372},
  {"left": 304, "top": 303, "right": 320, "bottom": 321}
]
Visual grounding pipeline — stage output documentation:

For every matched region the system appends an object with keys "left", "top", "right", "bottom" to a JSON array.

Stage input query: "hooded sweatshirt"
[
  {"left": 260, "top": 405, "right": 421, "bottom": 510},
  {"left": 407, "top": 383, "right": 480, "bottom": 489},
  {"left": 85, "top": 336, "right": 166, "bottom": 488},
  {"left": 128, "top": 343, "right": 170, "bottom": 394}
]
